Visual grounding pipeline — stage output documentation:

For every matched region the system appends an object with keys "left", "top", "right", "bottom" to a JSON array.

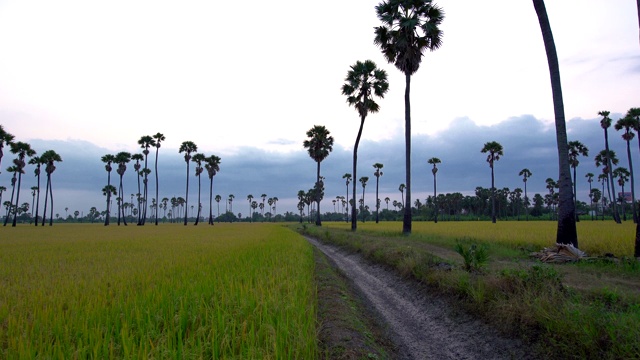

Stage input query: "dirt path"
[{"left": 307, "top": 236, "right": 535, "bottom": 360}]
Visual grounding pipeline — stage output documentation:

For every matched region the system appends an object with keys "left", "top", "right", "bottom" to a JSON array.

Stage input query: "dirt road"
[{"left": 307, "top": 236, "right": 535, "bottom": 360}]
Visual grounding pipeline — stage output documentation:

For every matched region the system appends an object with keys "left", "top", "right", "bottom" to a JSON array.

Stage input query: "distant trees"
[{"left": 481, "top": 141, "right": 503, "bottom": 223}]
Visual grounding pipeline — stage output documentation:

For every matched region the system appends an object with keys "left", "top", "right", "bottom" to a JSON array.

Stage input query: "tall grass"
[{"left": 0, "top": 223, "right": 317, "bottom": 359}]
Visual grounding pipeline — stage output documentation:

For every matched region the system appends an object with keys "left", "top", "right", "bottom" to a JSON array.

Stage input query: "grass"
[
  {"left": 297, "top": 221, "right": 640, "bottom": 359},
  {"left": 0, "top": 223, "right": 317, "bottom": 359}
]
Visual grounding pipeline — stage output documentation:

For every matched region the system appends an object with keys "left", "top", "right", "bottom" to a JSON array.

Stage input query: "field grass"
[
  {"left": 321, "top": 220, "right": 637, "bottom": 257},
  {"left": 0, "top": 223, "right": 317, "bottom": 359}
]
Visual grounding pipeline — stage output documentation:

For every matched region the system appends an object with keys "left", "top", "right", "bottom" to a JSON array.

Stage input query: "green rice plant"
[{"left": 0, "top": 223, "right": 317, "bottom": 359}]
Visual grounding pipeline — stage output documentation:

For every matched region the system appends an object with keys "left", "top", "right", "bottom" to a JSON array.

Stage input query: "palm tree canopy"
[
  {"left": 342, "top": 60, "right": 389, "bottom": 120},
  {"left": 179, "top": 141, "right": 198, "bottom": 162},
  {"left": 373, "top": 163, "right": 384, "bottom": 177},
  {"left": 303, "top": 125, "right": 334, "bottom": 163},
  {"left": 40, "top": 150, "right": 62, "bottom": 174},
  {"left": 481, "top": 141, "right": 504, "bottom": 166},
  {"left": 359, "top": 177, "right": 369, "bottom": 187},
  {"left": 519, "top": 168, "right": 532, "bottom": 180},
  {"left": 427, "top": 157, "right": 441, "bottom": 165},
  {"left": 615, "top": 114, "right": 638, "bottom": 141},
  {"left": 595, "top": 149, "right": 619, "bottom": 169},
  {"left": 152, "top": 132, "right": 166, "bottom": 148},
  {"left": 374, "top": 0, "right": 444, "bottom": 76},
  {"left": 138, "top": 135, "right": 156, "bottom": 154},
  {"left": 613, "top": 167, "right": 630, "bottom": 184},
  {"left": 343, "top": 173, "right": 352, "bottom": 183},
  {"left": 598, "top": 110, "right": 612, "bottom": 129},
  {"left": 567, "top": 140, "right": 589, "bottom": 168},
  {"left": 204, "top": 155, "right": 221, "bottom": 179}
]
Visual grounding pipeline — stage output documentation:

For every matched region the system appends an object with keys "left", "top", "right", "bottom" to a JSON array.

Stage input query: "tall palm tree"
[
  {"left": 359, "top": 176, "right": 369, "bottom": 223},
  {"left": 28, "top": 156, "right": 43, "bottom": 226},
  {"left": 137, "top": 135, "right": 155, "bottom": 224},
  {"left": 342, "top": 173, "right": 352, "bottom": 223},
  {"left": 595, "top": 149, "right": 619, "bottom": 222},
  {"left": 568, "top": 140, "right": 589, "bottom": 222},
  {"left": 533, "top": 0, "right": 578, "bottom": 246},
  {"left": 131, "top": 153, "right": 144, "bottom": 224},
  {"left": 260, "top": 194, "right": 267, "bottom": 219},
  {"left": 519, "top": 168, "right": 533, "bottom": 221},
  {"left": 40, "top": 150, "right": 62, "bottom": 226},
  {"left": 114, "top": 151, "right": 131, "bottom": 226},
  {"left": 152, "top": 132, "right": 165, "bottom": 225},
  {"left": 228, "top": 194, "right": 235, "bottom": 215},
  {"left": 599, "top": 111, "right": 621, "bottom": 223},
  {"left": 101, "top": 154, "right": 116, "bottom": 225},
  {"left": 191, "top": 153, "right": 206, "bottom": 225},
  {"left": 615, "top": 114, "right": 638, "bottom": 223},
  {"left": 10, "top": 142, "right": 36, "bottom": 226},
  {"left": 398, "top": 183, "right": 405, "bottom": 208},
  {"left": 342, "top": 60, "right": 389, "bottom": 231},
  {"left": 598, "top": 173, "right": 609, "bottom": 220},
  {"left": 4, "top": 166, "right": 18, "bottom": 226},
  {"left": 179, "top": 141, "right": 197, "bottom": 225},
  {"left": 247, "top": 194, "right": 254, "bottom": 223},
  {"left": 373, "top": 163, "right": 384, "bottom": 223},
  {"left": 375, "top": 0, "right": 444, "bottom": 235},
  {"left": 627, "top": 107, "right": 640, "bottom": 256},
  {"left": 481, "top": 141, "right": 503, "bottom": 224},
  {"left": 0, "top": 125, "right": 15, "bottom": 173},
  {"left": 613, "top": 167, "right": 631, "bottom": 221},
  {"left": 427, "top": 157, "right": 441, "bottom": 223},
  {"left": 215, "top": 194, "right": 222, "bottom": 219},
  {"left": 585, "top": 172, "right": 595, "bottom": 220},
  {"left": 303, "top": 125, "right": 334, "bottom": 226}
]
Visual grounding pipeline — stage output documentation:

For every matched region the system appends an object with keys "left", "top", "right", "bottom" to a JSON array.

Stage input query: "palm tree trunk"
[
  {"left": 490, "top": 165, "right": 496, "bottom": 223},
  {"left": 361, "top": 186, "right": 366, "bottom": 223},
  {"left": 209, "top": 178, "right": 214, "bottom": 225},
  {"left": 154, "top": 149, "right": 160, "bottom": 225},
  {"left": 5, "top": 177, "right": 16, "bottom": 227},
  {"left": 524, "top": 182, "right": 529, "bottom": 221},
  {"left": 12, "top": 172, "right": 22, "bottom": 227},
  {"left": 352, "top": 116, "right": 365, "bottom": 231},
  {"left": 34, "top": 174, "right": 41, "bottom": 226},
  {"left": 194, "top": 175, "right": 201, "bottom": 225},
  {"left": 604, "top": 129, "right": 621, "bottom": 223},
  {"left": 316, "top": 161, "right": 322, "bottom": 226},
  {"left": 345, "top": 182, "right": 349, "bottom": 223},
  {"left": 625, "top": 139, "right": 638, "bottom": 223},
  {"left": 48, "top": 176, "right": 54, "bottom": 226},
  {"left": 184, "top": 163, "right": 189, "bottom": 226},
  {"left": 105, "top": 171, "right": 111, "bottom": 226},
  {"left": 433, "top": 174, "right": 438, "bottom": 223},
  {"left": 572, "top": 166, "right": 579, "bottom": 222},
  {"left": 402, "top": 73, "right": 412, "bottom": 235},
  {"left": 375, "top": 177, "right": 380, "bottom": 224},
  {"left": 533, "top": 0, "right": 578, "bottom": 247}
]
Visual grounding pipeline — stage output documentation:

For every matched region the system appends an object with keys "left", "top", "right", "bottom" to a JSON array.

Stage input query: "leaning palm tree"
[
  {"left": 568, "top": 140, "right": 589, "bottom": 222},
  {"left": 191, "top": 153, "right": 206, "bottom": 225},
  {"left": 533, "top": 0, "right": 578, "bottom": 246},
  {"left": 10, "top": 141, "right": 36, "bottom": 226},
  {"left": 4, "top": 166, "right": 18, "bottom": 226},
  {"left": 152, "top": 132, "right": 165, "bottom": 225},
  {"left": 427, "top": 157, "right": 441, "bottom": 223},
  {"left": 114, "top": 151, "right": 131, "bottom": 226},
  {"left": 373, "top": 163, "right": 384, "bottom": 223},
  {"left": 481, "top": 141, "right": 503, "bottom": 224},
  {"left": 342, "top": 60, "right": 389, "bottom": 231},
  {"left": 599, "top": 111, "right": 621, "bottom": 223},
  {"left": 359, "top": 176, "right": 369, "bottom": 223},
  {"left": 179, "top": 141, "right": 197, "bottom": 225},
  {"left": 342, "top": 173, "right": 352, "bottom": 223},
  {"left": 374, "top": 0, "right": 444, "bottom": 235},
  {"left": 0, "top": 125, "right": 15, "bottom": 173},
  {"left": 40, "top": 150, "right": 62, "bottom": 226},
  {"left": 585, "top": 172, "right": 595, "bottom": 220},
  {"left": 613, "top": 167, "right": 631, "bottom": 221},
  {"left": 519, "top": 168, "right": 533, "bottom": 221},
  {"left": 615, "top": 114, "right": 639, "bottom": 223},
  {"left": 101, "top": 154, "right": 116, "bottom": 225},
  {"left": 303, "top": 125, "right": 334, "bottom": 226},
  {"left": 206, "top": 156, "right": 221, "bottom": 225}
]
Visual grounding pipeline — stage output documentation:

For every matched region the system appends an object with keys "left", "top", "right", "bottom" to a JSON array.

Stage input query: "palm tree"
[
  {"left": 342, "top": 173, "right": 352, "bottom": 223},
  {"left": 9, "top": 142, "right": 36, "bottom": 226},
  {"left": 205, "top": 156, "right": 221, "bottom": 225},
  {"left": 615, "top": 114, "right": 638, "bottom": 222},
  {"left": 613, "top": 167, "right": 631, "bottom": 221},
  {"left": 251, "top": 200, "right": 258, "bottom": 222},
  {"left": 137, "top": 135, "right": 155, "bottom": 224},
  {"left": 247, "top": 194, "right": 254, "bottom": 223},
  {"left": 0, "top": 125, "right": 15, "bottom": 173},
  {"left": 152, "top": 132, "right": 165, "bottom": 225},
  {"left": 481, "top": 141, "right": 503, "bottom": 224},
  {"left": 568, "top": 140, "right": 589, "bottom": 222},
  {"left": 533, "top": 0, "right": 578, "bottom": 246},
  {"left": 590, "top": 188, "right": 602, "bottom": 220},
  {"left": 4, "top": 166, "right": 17, "bottom": 226},
  {"left": 598, "top": 173, "right": 609, "bottom": 219},
  {"left": 427, "top": 157, "right": 441, "bottom": 223},
  {"left": 102, "top": 185, "right": 117, "bottom": 223},
  {"left": 398, "top": 183, "right": 405, "bottom": 208},
  {"left": 373, "top": 163, "right": 384, "bottom": 223},
  {"left": 179, "top": 141, "right": 197, "bottom": 225},
  {"left": 359, "top": 176, "right": 369, "bottom": 223},
  {"left": 114, "top": 151, "right": 131, "bottom": 226},
  {"left": 228, "top": 194, "right": 235, "bottom": 215},
  {"left": 595, "top": 149, "right": 619, "bottom": 222},
  {"left": 260, "top": 194, "right": 267, "bottom": 219},
  {"left": 342, "top": 60, "right": 389, "bottom": 231},
  {"left": 599, "top": 111, "right": 621, "bottom": 223},
  {"left": 101, "top": 154, "right": 116, "bottom": 225},
  {"left": 131, "top": 153, "right": 144, "bottom": 224},
  {"left": 375, "top": 0, "right": 444, "bottom": 235},
  {"left": 191, "top": 153, "right": 206, "bottom": 225},
  {"left": 519, "top": 168, "right": 533, "bottom": 221},
  {"left": 303, "top": 125, "right": 334, "bottom": 226},
  {"left": 30, "top": 186, "right": 37, "bottom": 219},
  {"left": 40, "top": 150, "right": 62, "bottom": 226},
  {"left": 628, "top": 107, "right": 640, "bottom": 256},
  {"left": 585, "top": 172, "right": 595, "bottom": 220},
  {"left": 272, "top": 196, "right": 279, "bottom": 217},
  {"left": 29, "top": 156, "right": 43, "bottom": 226},
  {"left": 215, "top": 194, "right": 222, "bottom": 219}
]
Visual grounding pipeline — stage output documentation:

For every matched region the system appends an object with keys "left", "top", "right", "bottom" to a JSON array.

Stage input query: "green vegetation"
[
  {"left": 298, "top": 222, "right": 640, "bottom": 359},
  {"left": 0, "top": 224, "right": 317, "bottom": 358}
]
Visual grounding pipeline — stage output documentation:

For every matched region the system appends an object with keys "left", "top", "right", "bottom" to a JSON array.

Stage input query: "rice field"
[
  {"left": 322, "top": 220, "right": 637, "bottom": 257},
  {"left": 0, "top": 223, "right": 317, "bottom": 359}
]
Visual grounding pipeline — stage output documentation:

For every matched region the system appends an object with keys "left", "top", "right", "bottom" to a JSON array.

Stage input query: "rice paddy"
[{"left": 0, "top": 223, "right": 317, "bottom": 359}]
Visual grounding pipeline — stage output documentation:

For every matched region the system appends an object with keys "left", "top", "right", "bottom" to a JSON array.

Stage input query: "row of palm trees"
[{"left": 0, "top": 125, "right": 63, "bottom": 227}]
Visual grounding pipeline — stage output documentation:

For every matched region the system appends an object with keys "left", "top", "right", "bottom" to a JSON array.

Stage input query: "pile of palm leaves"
[{"left": 531, "top": 243, "right": 587, "bottom": 263}]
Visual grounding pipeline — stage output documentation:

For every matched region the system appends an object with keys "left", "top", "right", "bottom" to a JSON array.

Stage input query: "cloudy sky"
[{"left": 0, "top": 0, "right": 638, "bottom": 217}]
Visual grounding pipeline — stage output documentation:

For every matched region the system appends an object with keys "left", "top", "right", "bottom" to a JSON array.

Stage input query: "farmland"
[{"left": 0, "top": 224, "right": 317, "bottom": 359}]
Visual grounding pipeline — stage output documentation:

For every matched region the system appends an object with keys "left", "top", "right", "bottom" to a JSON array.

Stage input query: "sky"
[{"left": 0, "top": 0, "right": 639, "bottom": 218}]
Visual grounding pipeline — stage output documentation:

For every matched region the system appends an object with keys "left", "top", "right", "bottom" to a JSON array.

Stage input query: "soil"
[{"left": 308, "top": 235, "right": 536, "bottom": 360}]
